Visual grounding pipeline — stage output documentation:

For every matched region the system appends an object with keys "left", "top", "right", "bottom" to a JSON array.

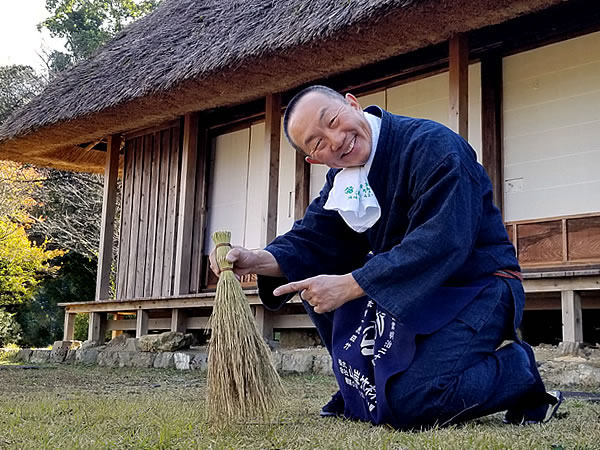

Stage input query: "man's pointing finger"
[{"left": 273, "top": 281, "right": 307, "bottom": 297}]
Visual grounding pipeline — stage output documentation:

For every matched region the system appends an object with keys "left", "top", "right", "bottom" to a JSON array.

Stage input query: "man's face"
[{"left": 287, "top": 91, "right": 372, "bottom": 169}]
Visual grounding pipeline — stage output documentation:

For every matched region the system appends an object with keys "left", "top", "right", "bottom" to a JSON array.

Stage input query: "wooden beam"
[
  {"left": 171, "top": 309, "right": 187, "bottom": 333},
  {"left": 448, "top": 34, "right": 469, "bottom": 139},
  {"left": 63, "top": 312, "right": 76, "bottom": 341},
  {"left": 88, "top": 312, "right": 107, "bottom": 342},
  {"left": 561, "top": 290, "right": 583, "bottom": 343},
  {"left": 523, "top": 276, "right": 600, "bottom": 293},
  {"left": 264, "top": 93, "right": 281, "bottom": 244},
  {"left": 106, "top": 319, "right": 136, "bottom": 331},
  {"left": 106, "top": 318, "right": 171, "bottom": 331},
  {"left": 96, "top": 135, "right": 121, "bottom": 300},
  {"left": 523, "top": 297, "right": 561, "bottom": 311},
  {"left": 174, "top": 113, "right": 199, "bottom": 295},
  {"left": 271, "top": 314, "right": 315, "bottom": 329},
  {"left": 254, "top": 305, "right": 274, "bottom": 340},
  {"left": 59, "top": 293, "right": 305, "bottom": 314},
  {"left": 481, "top": 53, "right": 504, "bottom": 213},
  {"left": 294, "top": 152, "right": 311, "bottom": 220},
  {"left": 186, "top": 317, "right": 210, "bottom": 329},
  {"left": 136, "top": 309, "right": 149, "bottom": 337}
]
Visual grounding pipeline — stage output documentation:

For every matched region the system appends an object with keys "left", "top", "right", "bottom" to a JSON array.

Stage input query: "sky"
[{"left": 0, "top": 0, "right": 66, "bottom": 71}]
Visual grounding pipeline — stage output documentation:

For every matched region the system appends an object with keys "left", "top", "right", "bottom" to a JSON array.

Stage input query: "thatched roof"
[{"left": 0, "top": 0, "right": 563, "bottom": 172}]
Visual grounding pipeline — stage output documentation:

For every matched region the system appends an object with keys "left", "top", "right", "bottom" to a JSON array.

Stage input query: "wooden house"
[{"left": 1, "top": 0, "right": 599, "bottom": 345}]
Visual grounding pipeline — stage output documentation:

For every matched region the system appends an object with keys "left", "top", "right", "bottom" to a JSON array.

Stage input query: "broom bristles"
[{"left": 207, "top": 231, "right": 283, "bottom": 422}]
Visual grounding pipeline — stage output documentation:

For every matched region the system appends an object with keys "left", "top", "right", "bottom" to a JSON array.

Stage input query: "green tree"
[
  {"left": 0, "top": 163, "right": 63, "bottom": 307},
  {"left": 0, "top": 309, "right": 22, "bottom": 347},
  {"left": 0, "top": 65, "right": 46, "bottom": 124},
  {"left": 40, "top": 0, "right": 160, "bottom": 73},
  {"left": 17, "top": 252, "right": 95, "bottom": 347},
  {"left": 0, "top": 0, "right": 160, "bottom": 347}
]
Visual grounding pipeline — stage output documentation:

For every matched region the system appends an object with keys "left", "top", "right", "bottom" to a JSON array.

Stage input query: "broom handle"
[{"left": 213, "top": 238, "right": 234, "bottom": 272}]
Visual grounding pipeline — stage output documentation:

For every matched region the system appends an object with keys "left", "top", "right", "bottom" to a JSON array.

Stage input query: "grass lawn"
[{"left": 0, "top": 362, "right": 598, "bottom": 449}]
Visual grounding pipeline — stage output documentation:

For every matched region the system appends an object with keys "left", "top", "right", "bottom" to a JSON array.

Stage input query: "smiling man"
[{"left": 210, "top": 85, "right": 561, "bottom": 430}]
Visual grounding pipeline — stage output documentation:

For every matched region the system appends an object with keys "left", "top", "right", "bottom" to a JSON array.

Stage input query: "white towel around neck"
[{"left": 323, "top": 111, "right": 381, "bottom": 233}]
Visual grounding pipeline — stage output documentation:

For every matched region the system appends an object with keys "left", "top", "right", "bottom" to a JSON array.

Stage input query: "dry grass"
[
  {"left": 207, "top": 231, "right": 283, "bottom": 423},
  {"left": 0, "top": 363, "right": 599, "bottom": 449}
]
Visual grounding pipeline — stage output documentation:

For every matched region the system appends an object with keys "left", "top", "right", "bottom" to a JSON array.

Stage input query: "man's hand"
[
  {"left": 209, "top": 246, "right": 284, "bottom": 278},
  {"left": 273, "top": 273, "right": 365, "bottom": 314}
]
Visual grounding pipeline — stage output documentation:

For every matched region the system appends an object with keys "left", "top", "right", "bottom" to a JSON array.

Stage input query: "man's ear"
[
  {"left": 305, "top": 155, "right": 323, "bottom": 165},
  {"left": 345, "top": 93, "right": 361, "bottom": 110}
]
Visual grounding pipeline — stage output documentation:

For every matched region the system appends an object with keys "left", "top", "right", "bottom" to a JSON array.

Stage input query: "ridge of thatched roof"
[
  {"left": 0, "top": 0, "right": 564, "bottom": 172},
  {"left": 0, "top": 0, "right": 415, "bottom": 140}
]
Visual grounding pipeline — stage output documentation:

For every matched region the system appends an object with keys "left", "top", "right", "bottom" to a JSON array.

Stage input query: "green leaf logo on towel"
[{"left": 345, "top": 181, "right": 374, "bottom": 200}]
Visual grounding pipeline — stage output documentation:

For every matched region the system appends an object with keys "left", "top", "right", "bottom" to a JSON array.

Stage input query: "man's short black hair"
[{"left": 283, "top": 85, "right": 346, "bottom": 154}]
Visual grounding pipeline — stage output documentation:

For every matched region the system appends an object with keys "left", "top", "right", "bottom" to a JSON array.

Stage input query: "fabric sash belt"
[{"left": 493, "top": 269, "right": 523, "bottom": 282}]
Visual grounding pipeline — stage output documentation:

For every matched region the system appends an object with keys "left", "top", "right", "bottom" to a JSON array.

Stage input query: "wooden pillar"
[
  {"left": 88, "top": 312, "right": 107, "bottom": 342},
  {"left": 136, "top": 309, "right": 149, "bottom": 337},
  {"left": 254, "top": 305, "right": 274, "bottom": 341},
  {"left": 561, "top": 290, "right": 583, "bottom": 343},
  {"left": 449, "top": 34, "right": 469, "bottom": 139},
  {"left": 263, "top": 93, "right": 281, "bottom": 244},
  {"left": 171, "top": 309, "right": 187, "bottom": 333},
  {"left": 294, "top": 153, "right": 311, "bottom": 220},
  {"left": 174, "top": 113, "right": 199, "bottom": 295},
  {"left": 63, "top": 312, "right": 76, "bottom": 341},
  {"left": 96, "top": 134, "right": 121, "bottom": 300},
  {"left": 190, "top": 127, "right": 210, "bottom": 292},
  {"left": 481, "top": 54, "right": 504, "bottom": 213}
]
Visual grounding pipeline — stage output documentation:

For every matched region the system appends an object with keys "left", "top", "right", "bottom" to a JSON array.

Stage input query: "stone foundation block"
[
  {"left": 558, "top": 341, "right": 582, "bottom": 356},
  {"left": 190, "top": 352, "right": 208, "bottom": 371},
  {"left": 281, "top": 350, "right": 314, "bottom": 374},
  {"left": 174, "top": 352, "right": 193, "bottom": 370},
  {"left": 64, "top": 349, "right": 77, "bottom": 363},
  {"left": 153, "top": 352, "right": 175, "bottom": 369},
  {"left": 271, "top": 351, "right": 283, "bottom": 372},
  {"left": 130, "top": 352, "right": 156, "bottom": 368},
  {"left": 17, "top": 349, "right": 33, "bottom": 362},
  {"left": 30, "top": 350, "right": 51, "bottom": 364},
  {"left": 76, "top": 348, "right": 100, "bottom": 365},
  {"left": 50, "top": 341, "right": 72, "bottom": 363},
  {"left": 97, "top": 350, "right": 121, "bottom": 367}
]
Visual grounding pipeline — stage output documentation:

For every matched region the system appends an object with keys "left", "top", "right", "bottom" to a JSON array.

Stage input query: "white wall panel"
[
  {"left": 205, "top": 129, "right": 250, "bottom": 251},
  {"left": 387, "top": 72, "right": 449, "bottom": 125},
  {"left": 245, "top": 123, "right": 267, "bottom": 249},
  {"left": 278, "top": 121, "right": 297, "bottom": 235},
  {"left": 503, "top": 31, "right": 600, "bottom": 221},
  {"left": 386, "top": 65, "right": 482, "bottom": 159},
  {"left": 357, "top": 91, "right": 386, "bottom": 109}
]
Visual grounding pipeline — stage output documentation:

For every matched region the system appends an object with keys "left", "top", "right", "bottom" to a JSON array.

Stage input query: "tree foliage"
[
  {"left": 30, "top": 170, "right": 105, "bottom": 259},
  {"left": 18, "top": 252, "right": 95, "bottom": 347},
  {"left": 40, "top": 0, "right": 160, "bottom": 72},
  {"left": 0, "top": 163, "right": 63, "bottom": 307},
  {"left": 0, "top": 309, "right": 22, "bottom": 347},
  {"left": 0, "top": 0, "right": 160, "bottom": 346},
  {"left": 0, "top": 65, "right": 46, "bottom": 124}
]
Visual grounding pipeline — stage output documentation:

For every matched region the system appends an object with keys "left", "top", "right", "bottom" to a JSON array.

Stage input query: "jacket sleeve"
[
  {"left": 351, "top": 144, "right": 484, "bottom": 322},
  {"left": 258, "top": 169, "right": 371, "bottom": 309}
]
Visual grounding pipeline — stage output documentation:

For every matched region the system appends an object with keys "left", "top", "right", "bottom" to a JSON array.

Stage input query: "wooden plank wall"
[
  {"left": 506, "top": 213, "right": 600, "bottom": 268},
  {"left": 117, "top": 123, "right": 182, "bottom": 300}
]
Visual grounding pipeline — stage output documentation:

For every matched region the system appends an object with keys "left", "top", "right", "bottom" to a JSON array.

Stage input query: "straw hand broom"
[{"left": 207, "top": 231, "right": 283, "bottom": 422}]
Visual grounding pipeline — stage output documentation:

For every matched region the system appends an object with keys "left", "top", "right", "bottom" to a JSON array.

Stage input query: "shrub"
[
  {"left": 0, "top": 308, "right": 22, "bottom": 347},
  {"left": 74, "top": 313, "right": 89, "bottom": 341}
]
